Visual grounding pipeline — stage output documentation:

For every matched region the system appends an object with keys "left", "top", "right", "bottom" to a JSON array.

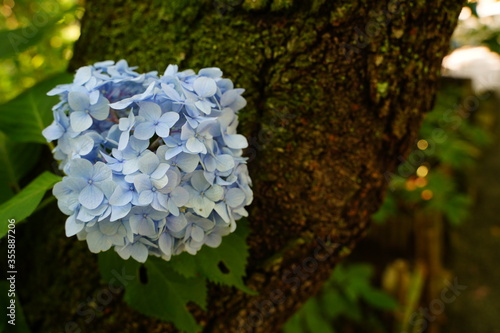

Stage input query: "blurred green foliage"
[
  {"left": 0, "top": 0, "right": 80, "bottom": 211},
  {"left": 373, "top": 84, "right": 491, "bottom": 226},
  {"left": 283, "top": 264, "right": 398, "bottom": 333},
  {"left": 0, "top": 0, "right": 82, "bottom": 103}
]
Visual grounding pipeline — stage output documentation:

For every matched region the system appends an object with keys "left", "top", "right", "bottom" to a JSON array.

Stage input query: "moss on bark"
[{"left": 17, "top": 1, "right": 464, "bottom": 332}]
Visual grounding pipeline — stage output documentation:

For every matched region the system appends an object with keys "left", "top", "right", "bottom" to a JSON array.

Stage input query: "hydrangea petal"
[
  {"left": 68, "top": 90, "right": 90, "bottom": 111},
  {"left": 89, "top": 96, "right": 110, "bottom": 120},
  {"left": 79, "top": 185, "right": 104, "bottom": 209},
  {"left": 194, "top": 77, "right": 217, "bottom": 98},
  {"left": 134, "top": 122, "right": 155, "bottom": 140},
  {"left": 226, "top": 188, "right": 246, "bottom": 207},
  {"left": 138, "top": 101, "right": 162, "bottom": 121},
  {"left": 65, "top": 214, "right": 84, "bottom": 237},
  {"left": 70, "top": 111, "right": 93, "bottom": 132}
]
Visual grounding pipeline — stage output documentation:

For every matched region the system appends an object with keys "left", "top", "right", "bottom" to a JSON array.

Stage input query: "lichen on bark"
[{"left": 17, "top": 1, "right": 464, "bottom": 332}]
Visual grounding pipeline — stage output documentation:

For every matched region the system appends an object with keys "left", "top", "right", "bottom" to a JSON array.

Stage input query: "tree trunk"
[{"left": 18, "top": 1, "right": 463, "bottom": 332}]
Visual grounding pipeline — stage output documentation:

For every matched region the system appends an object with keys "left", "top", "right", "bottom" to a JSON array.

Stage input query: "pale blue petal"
[
  {"left": 150, "top": 163, "right": 169, "bottom": 180},
  {"left": 87, "top": 231, "right": 112, "bottom": 253},
  {"left": 155, "top": 123, "right": 171, "bottom": 138},
  {"left": 65, "top": 214, "right": 84, "bottom": 237},
  {"left": 42, "top": 121, "right": 64, "bottom": 141},
  {"left": 161, "top": 83, "right": 183, "bottom": 102},
  {"left": 195, "top": 100, "right": 212, "bottom": 115},
  {"left": 134, "top": 122, "right": 155, "bottom": 140},
  {"left": 118, "top": 131, "right": 130, "bottom": 150},
  {"left": 176, "top": 154, "right": 199, "bottom": 173},
  {"left": 167, "top": 215, "right": 187, "bottom": 233},
  {"left": 190, "top": 171, "right": 210, "bottom": 192},
  {"left": 68, "top": 90, "right": 90, "bottom": 111},
  {"left": 99, "top": 219, "right": 121, "bottom": 235},
  {"left": 89, "top": 90, "right": 100, "bottom": 105},
  {"left": 215, "top": 154, "right": 235, "bottom": 172},
  {"left": 167, "top": 201, "right": 180, "bottom": 216},
  {"left": 110, "top": 204, "right": 131, "bottom": 221},
  {"left": 214, "top": 202, "right": 230, "bottom": 223},
  {"left": 205, "top": 233, "right": 222, "bottom": 248},
  {"left": 70, "top": 111, "right": 93, "bottom": 132},
  {"left": 199, "top": 67, "right": 223, "bottom": 78},
  {"left": 74, "top": 66, "right": 92, "bottom": 85},
  {"left": 89, "top": 96, "right": 110, "bottom": 120},
  {"left": 92, "top": 162, "right": 111, "bottom": 182},
  {"left": 205, "top": 184, "right": 224, "bottom": 202},
  {"left": 79, "top": 185, "right": 104, "bottom": 209},
  {"left": 191, "top": 225, "right": 204, "bottom": 242},
  {"left": 159, "top": 111, "right": 179, "bottom": 127},
  {"left": 220, "top": 89, "right": 240, "bottom": 107},
  {"left": 193, "top": 196, "right": 214, "bottom": 218},
  {"left": 134, "top": 174, "right": 152, "bottom": 192},
  {"left": 148, "top": 208, "right": 168, "bottom": 221},
  {"left": 203, "top": 155, "right": 216, "bottom": 172},
  {"left": 186, "top": 137, "right": 205, "bottom": 153},
  {"left": 138, "top": 101, "right": 161, "bottom": 121},
  {"left": 77, "top": 207, "right": 97, "bottom": 222},
  {"left": 164, "top": 145, "right": 183, "bottom": 160},
  {"left": 128, "top": 243, "right": 148, "bottom": 263},
  {"left": 223, "top": 134, "right": 248, "bottom": 149},
  {"left": 226, "top": 188, "right": 246, "bottom": 207},
  {"left": 180, "top": 123, "right": 195, "bottom": 141},
  {"left": 138, "top": 151, "right": 160, "bottom": 175},
  {"left": 158, "top": 233, "right": 173, "bottom": 257},
  {"left": 138, "top": 190, "right": 154, "bottom": 205},
  {"left": 171, "top": 187, "right": 189, "bottom": 207},
  {"left": 69, "top": 158, "right": 93, "bottom": 179},
  {"left": 193, "top": 77, "right": 217, "bottom": 98},
  {"left": 109, "top": 186, "right": 133, "bottom": 206},
  {"left": 122, "top": 159, "right": 139, "bottom": 174}
]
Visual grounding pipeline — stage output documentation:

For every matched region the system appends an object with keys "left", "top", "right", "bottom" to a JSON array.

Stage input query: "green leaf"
[
  {"left": 321, "top": 290, "right": 350, "bottom": 319},
  {"left": 0, "top": 72, "right": 73, "bottom": 144},
  {"left": 335, "top": 293, "right": 363, "bottom": 322},
  {"left": 98, "top": 251, "right": 206, "bottom": 333},
  {"left": 168, "top": 218, "right": 256, "bottom": 294},
  {"left": 443, "top": 194, "right": 472, "bottom": 226},
  {"left": 0, "top": 281, "right": 31, "bottom": 332},
  {"left": 282, "top": 311, "right": 305, "bottom": 333},
  {"left": 360, "top": 287, "right": 399, "bottom": 310},
  {"left": 303, "top": 299, "right": 335, "bottom": 333},
  {"left": 0, "top": 171, "right": 61, "bottom": 238},
  {"left": 0, "top": 131, "right": 41, "bottom": 202}
]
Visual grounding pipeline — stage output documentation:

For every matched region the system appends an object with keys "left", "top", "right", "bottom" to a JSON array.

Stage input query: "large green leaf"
[
  {"left": 0, "top": 131, "right": 41, "bottom": 203},
  {"left": 98, "top": 252, "right": 206, "bottom": 333},
  {"left": 168, "top": 218, "right": 256, "bottom": 293},
  {"left": 0, "top": 72, "right": 72, "bottom": 144},
  {"left": 0, "top": 171, "right": 61, "bottom": 238}
]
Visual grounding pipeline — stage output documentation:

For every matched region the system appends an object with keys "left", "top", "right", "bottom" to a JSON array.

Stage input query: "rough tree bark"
[{"left": 17, "top": 1, "right": 463, "bottom": 332}]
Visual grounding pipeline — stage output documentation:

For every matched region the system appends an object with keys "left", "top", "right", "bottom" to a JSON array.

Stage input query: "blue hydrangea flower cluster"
[{"left": 43, "top": 60, "right": 253, "bottom": 263}]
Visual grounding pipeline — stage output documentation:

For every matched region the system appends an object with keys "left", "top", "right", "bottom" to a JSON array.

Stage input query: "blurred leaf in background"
[
  {"left": 0, "top": 0, "right": 81, "bottom": 231},
  {"left": 377, "top": 83, "right": 492, "bottom": 227},
  {"left": 0, "top": 0, "right": 82, "bottom": 103},
  {"left": 283, "top": 264, "right": 398, "bottom": 333}
]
